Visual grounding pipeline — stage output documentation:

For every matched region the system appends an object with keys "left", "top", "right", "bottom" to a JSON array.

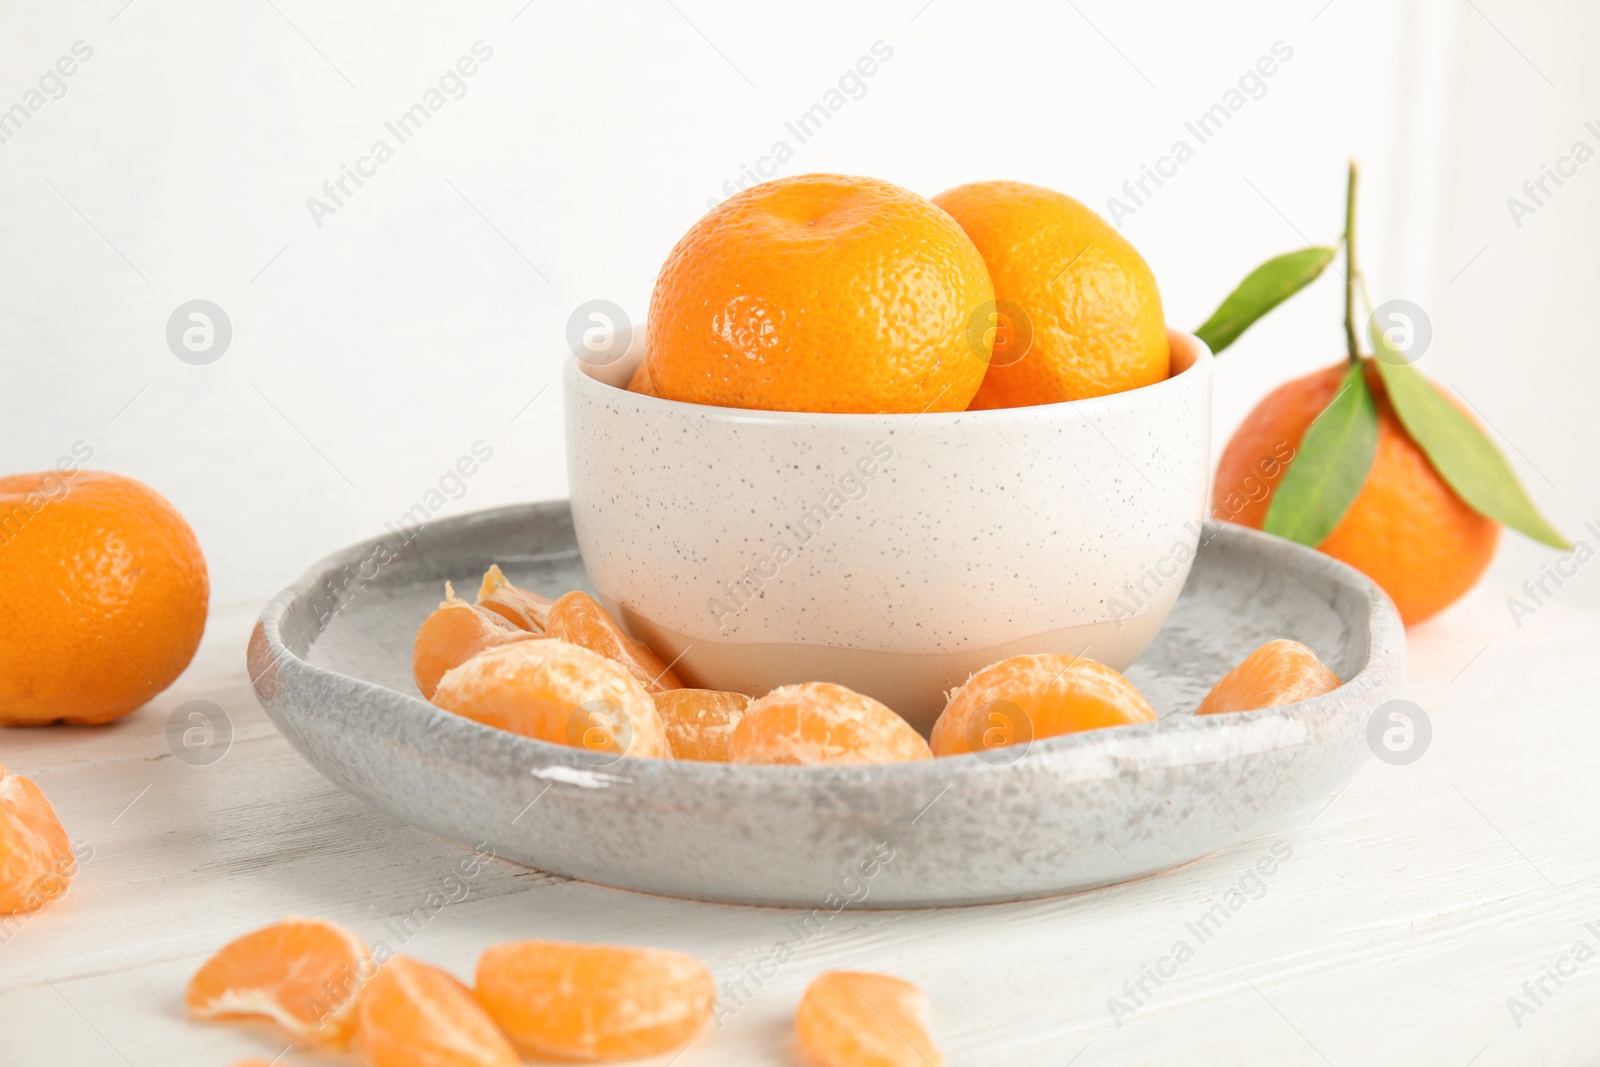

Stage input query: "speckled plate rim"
[{"left": 249, "top": 506, "right": 1405, "bottom": 792}]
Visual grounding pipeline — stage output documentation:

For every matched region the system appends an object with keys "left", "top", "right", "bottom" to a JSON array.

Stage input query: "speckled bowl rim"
[
  {"left": 250, "top": 508, "right": 1405, "bottom": 792},
  {"left": 566, "top": 328, "right": 1213, "bottom": 425}
]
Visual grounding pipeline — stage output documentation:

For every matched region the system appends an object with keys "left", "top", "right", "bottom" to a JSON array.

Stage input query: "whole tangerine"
[
  {"left": 932, "top": 180, "right": 1168, "bottom": 407},
  {"left": 0, "top": 470, "right": 208, "bottom": 726},
  {"left": 626, "top": 360, "right": 659, "bottom": 397},
  {"left": 1214, "top": 361, "right": 1499, "bottom": 625},
  {"left": 647, "top": 173, "right": 994, "bottom": 414}
]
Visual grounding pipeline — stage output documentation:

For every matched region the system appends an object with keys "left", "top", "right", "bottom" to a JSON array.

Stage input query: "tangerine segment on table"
[
  {"left": 932, "top": 180, "right": 1168, "bottom": 409},
  {"left": 655, "top": 688, "right": 751, "bottom": 761},
  {"left": 430, "top": 640, "right": 670, "bottom": 758},
  {"left": 475, "top": 563, "right": 554, "bottom": 633},
  {"left": 475, "top": 940, "right": 715, "bottom": 1061},
  {"left": 796, "top": 970, "right": 943, "bottom": 1067},
  {"left": 0, "top": 765, "right": 76, "bottom": 915},
  {"left": 546, "top": 590, "right": 683, "bottom": 694},
  {"left": 185, "top": 916, "right": 369, "bottom": 1048},
  {"left": 729, "top": 682, "right": 931, "bottom": 765},
  {"left": 646, "top": 173, "right": 993, "bottom": 414},
  {"left": 1196, "top": 639, "right": 1341, "bottom": 716},
  {"left": 412, "top": 583, "right": 541, "bottom": 700},
  {"left": 0, "top": 469, "right": 209, "bottom": 726},
  {"left": 930, "top": 654, "right": 1156, "bottom": 757},
  {"left": 360, "top": 955, "right": 519, "bottom": 1067},
  {"left": 1214, "top": 360, "right": 1499, "bottom": 624}
]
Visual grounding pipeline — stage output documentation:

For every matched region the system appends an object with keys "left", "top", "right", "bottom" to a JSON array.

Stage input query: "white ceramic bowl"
[{"left": 564, "top": 330, "right": 1212, "bottom": 731}]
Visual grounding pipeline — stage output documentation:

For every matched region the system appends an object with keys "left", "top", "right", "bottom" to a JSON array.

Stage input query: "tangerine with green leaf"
[
  {"left": 1214, "top": 360, "right": 1499, "bottom": 624},
  {"left": 1202, "top": 161, "right": 1564, "bottom": 626}
]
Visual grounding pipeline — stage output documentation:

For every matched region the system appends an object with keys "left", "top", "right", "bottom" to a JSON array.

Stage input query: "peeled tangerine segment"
[
  {"left": 476, "top": 939, "right": 715, "bottom": 1061},
  {"left": 797, "top": 971, "right": 943, "bottom": 1067},
  {"left": 0, "top": 764, "right": 75, "bottom": 916},
  {"left": 1196, "top": 639, "right": 1341, "bottom": 715},
  {"left": 185, "top": 916, "right": 370, "bottom": 1048},
  {"left": 412, "top": 582, "right": 540, "bottom": 700},
  {"left": 546, "top": 590, "right": 684, "bottom": 694},
  {"left": 476, "top": 563, "right": 555, "bottom": 633},
  {"left": 431, "top": 639, "right": 671, "bottom": 758},
  {"left": 930, "top": 654, "right": 1156, "bottom": 757},
  {"left": 360, "top": 955, "right": 519, "bottom": 1067},
  {"left": 730, "top": 682, "right": 931, "bottom": 765},
  {"left": 655, "top": 689, "right": 751, "bottom": 761}
]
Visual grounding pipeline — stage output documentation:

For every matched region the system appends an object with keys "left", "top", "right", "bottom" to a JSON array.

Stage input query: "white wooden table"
[{"left": 3, "top": 585, "right": 1596, "bottom": 1066}]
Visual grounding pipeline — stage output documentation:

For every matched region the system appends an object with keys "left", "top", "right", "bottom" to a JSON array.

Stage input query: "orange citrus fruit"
[
  {"left": 0, "top": 764, "right": 76, "bottom": 915},
  {"left": 729, "top": 682, "right": 931, "bottom": 765},
  {"left": 1214, "top": 360, "right": 1500, "bottom": 624},
  {"left": 626, "top": 360, "right": 659, "bottom": 397},
  {"left": 430, "top": 640, "right": 671, "bottom": 758},
  {"left": 931, "top": 654, "right": 1156, "bottom": 757},
  {"left": 655, "top": 688, "right": 750, "bottom": 761},
  {"left": 0, "top": 470, "right": 208, "bottom": 725},
  {"left": 796, "top": 971, "right": 942, "bottom": 1067},
  {"left": 412, "top": 582, "right": 540, "bottom": 700},
  {"left": 647, "top": 173, "right": 993, "bottom": 414},
  {"left": 185, "top": 917, "right": 369, "bottom": 1047},
  {"left": 546, "top": 590, "right": 683, "bottom": 695},
  {"left": 1196, "top": 639, "right": 1340, "bottom": 716},
  {"left": 360, "top": 955, "right": 519, "bottom": 1067},
  {"left": 932, "top": 181, "right": 1168, "bottom": 408},
  {"left": 475, "top": 564, "right": 553, "bottom": 633},
  {"left": 475, "top": 940, "right": 715, "bottom": 1061}
]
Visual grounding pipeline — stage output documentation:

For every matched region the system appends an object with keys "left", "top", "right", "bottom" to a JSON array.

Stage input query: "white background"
[
  {"left": 1, "top": 0, "right": 1595, "bottom": 620},
  {"left": 5, "top": 7, "right": 1600, "bottom": 1065}
]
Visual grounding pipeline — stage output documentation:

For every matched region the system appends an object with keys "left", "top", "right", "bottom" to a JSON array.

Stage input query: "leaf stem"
[{"left": 1344, "top": 159, "right": 1360, "bottom": 362}]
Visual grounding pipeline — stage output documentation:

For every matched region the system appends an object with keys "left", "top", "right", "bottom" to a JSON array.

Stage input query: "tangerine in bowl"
[{"left": 564, "top": 174, "right": 1212, "bottom": 731}]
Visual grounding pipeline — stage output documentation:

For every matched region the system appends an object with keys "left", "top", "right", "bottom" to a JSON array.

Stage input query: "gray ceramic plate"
[{"left": 248, "top": 502, "right": 1403, "bottom": 908}]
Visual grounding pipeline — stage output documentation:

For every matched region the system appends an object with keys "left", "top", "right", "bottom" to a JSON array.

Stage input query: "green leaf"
[
  {"left": 1370, "top": 346, "right": 1569, "bottom": 549},
  {"left": 1263, "top": 361, "right": 1379, "bottom": 546},
  {"left": 1195, "top": 246, "right": 1337, "bottom": 355}
]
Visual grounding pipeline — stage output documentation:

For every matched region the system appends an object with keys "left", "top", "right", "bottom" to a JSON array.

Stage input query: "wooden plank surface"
[{"left": 2, "top": 587, "right": 1597, "bottom": 1066}]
